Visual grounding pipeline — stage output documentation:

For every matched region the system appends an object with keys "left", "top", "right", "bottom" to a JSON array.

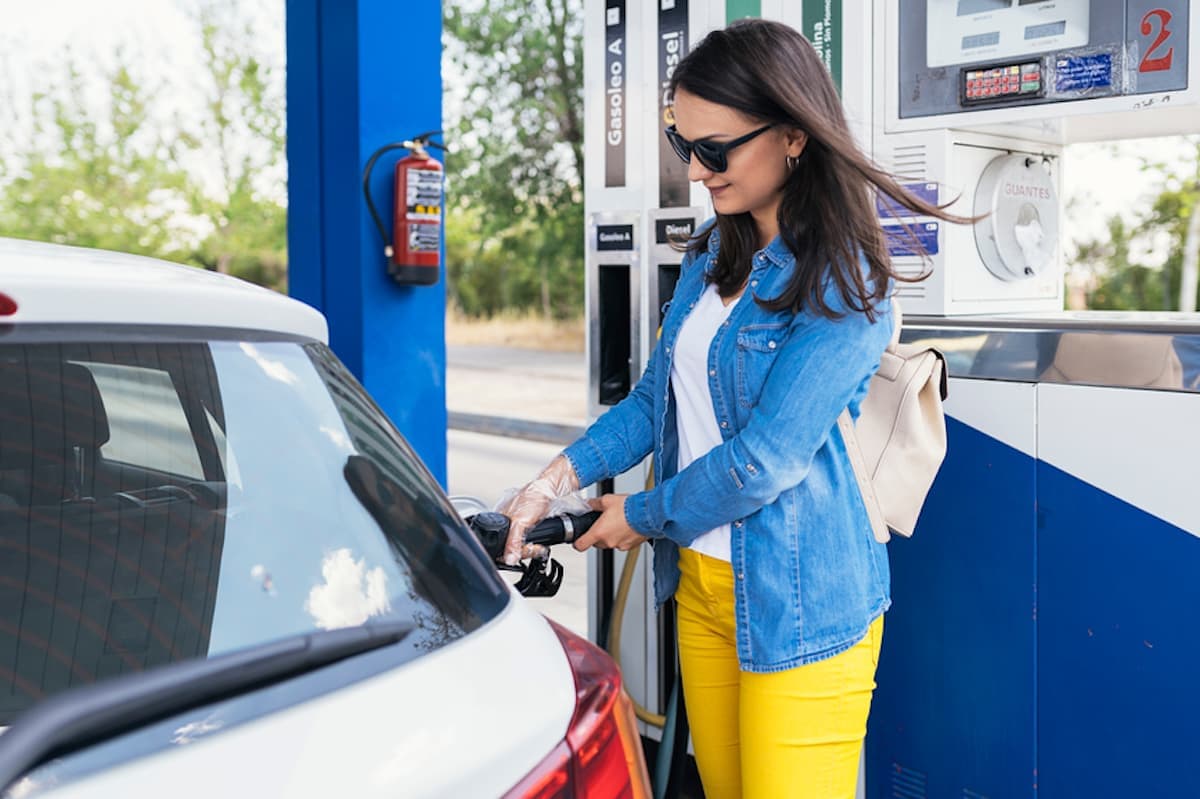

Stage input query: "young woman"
[{"left": 500, "top": 18, "right": 963, "bottom": 799}]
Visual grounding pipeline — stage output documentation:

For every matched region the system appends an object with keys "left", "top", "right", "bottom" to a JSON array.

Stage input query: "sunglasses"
[{"left": 664, "top": 123, "right": 774, "bottom": 173}]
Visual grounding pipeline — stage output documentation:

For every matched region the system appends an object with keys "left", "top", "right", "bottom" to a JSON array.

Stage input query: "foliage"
[
  {"left": 443, "top": 0, "right": 584, "bottom": 319},
  {"left": 0, "top": 1, "right": 287, "bottom": 290},
  {"left": 1070, "top": 137, "right": 1200, "bottom": 311},
  {"left": 0, "top": 59, "right": 192, "bottom": 259},
  {"left": 185, "top": 0, "right": 288, "bottom": 290}
]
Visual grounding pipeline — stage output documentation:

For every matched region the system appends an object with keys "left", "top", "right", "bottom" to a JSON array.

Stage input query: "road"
[
  {"left": 446, "top": 345, "right": 586, "bottom": 427},
  {"left": 445, "top": 346, "right": 589, "bottom": 637}
]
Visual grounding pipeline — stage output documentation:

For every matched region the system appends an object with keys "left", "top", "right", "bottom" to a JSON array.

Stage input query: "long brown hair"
[{"left": 670, "top": 19, "right": 970, "bottom": 321}]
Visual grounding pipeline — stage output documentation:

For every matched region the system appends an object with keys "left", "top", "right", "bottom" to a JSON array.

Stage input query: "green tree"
[
  {"left": 0, "top": 1, "right": 287, "bottom": 291},
  {"left": 0, "top": 57, "right": 192, "bottom": 258},
  {"left": 1070, "top": 138, "right": 1200, "bottom": 311},
  {"left": 443, "top": 0, "right": 584, "bottom": 319},
  {"left": 185, "top": 0, "right": 289, "bottom": 290}
]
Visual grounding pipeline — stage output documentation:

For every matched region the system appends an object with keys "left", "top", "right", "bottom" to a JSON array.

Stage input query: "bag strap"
[
  {"left": 838, "top": 409, "right": 890, "bottom": 544},
  {"left": 839, "top": 297, "right": 903, "bottom": 545},
  {"left": 888, "top": 297, "right": 904, "bottom": 348}
]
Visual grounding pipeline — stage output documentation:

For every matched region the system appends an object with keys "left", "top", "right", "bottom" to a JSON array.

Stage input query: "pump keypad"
[{"left": 962, "top": 61, "right": 1043, "bottom": 105}]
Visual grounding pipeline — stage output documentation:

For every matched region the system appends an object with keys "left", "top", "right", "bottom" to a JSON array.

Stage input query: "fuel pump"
[
  {"left": 362, "top": 131, "right": 446, "bottom": 286},
  {"left": 861, "top": 3, "right": 1200, "bottom": 797},
  {"left": 582, "top": 6, "right": 711, "bottom": 795},
  {"left": 584, "top": 1, "right": 1200, "bottom": 797}
]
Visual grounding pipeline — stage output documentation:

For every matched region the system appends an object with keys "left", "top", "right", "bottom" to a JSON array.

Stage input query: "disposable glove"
[{"left": 495, "top": 455, "right": 580, "bottom": 565}]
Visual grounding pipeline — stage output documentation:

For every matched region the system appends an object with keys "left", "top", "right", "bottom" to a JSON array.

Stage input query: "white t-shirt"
[{"left": 670, "top": 282, "right": 737, "bottom": 561}]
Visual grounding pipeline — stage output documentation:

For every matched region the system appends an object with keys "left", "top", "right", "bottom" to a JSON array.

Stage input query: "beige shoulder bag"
[{"left": 837, "top": 299, "right": 949, "bottom": 543}]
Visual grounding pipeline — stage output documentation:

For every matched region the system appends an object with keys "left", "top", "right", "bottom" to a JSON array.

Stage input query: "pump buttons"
[{"left": 973, "top": 153, "right": 1059, "bottom": 282}]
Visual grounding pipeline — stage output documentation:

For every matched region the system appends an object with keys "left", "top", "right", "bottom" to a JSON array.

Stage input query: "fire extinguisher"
[{"left": 362, "top": 131, "right": 446, "bottom": 285}]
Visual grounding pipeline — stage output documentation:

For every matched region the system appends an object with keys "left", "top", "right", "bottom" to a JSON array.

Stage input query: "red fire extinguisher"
[{"left": 362, "top": 131, "right": 446, "bottom": 285}]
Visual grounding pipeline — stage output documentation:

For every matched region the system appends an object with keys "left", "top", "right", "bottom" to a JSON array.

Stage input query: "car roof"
[{"left": 0, "top": 238, "right": 328, "bottom": 343}]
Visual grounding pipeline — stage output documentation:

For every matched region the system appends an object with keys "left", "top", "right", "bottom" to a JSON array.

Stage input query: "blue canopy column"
[{"left": 286, "top": 0, "right": 447, "bottom": 484}]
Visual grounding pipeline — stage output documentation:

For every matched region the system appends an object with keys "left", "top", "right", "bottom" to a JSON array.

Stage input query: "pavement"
[{"left": 445, "top": 345, "right": 586, "bottom": 427}]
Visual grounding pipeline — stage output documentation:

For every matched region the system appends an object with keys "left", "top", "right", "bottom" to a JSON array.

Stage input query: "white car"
[{"left": 0, "top": 238, "right": 650, "bottom": 798}]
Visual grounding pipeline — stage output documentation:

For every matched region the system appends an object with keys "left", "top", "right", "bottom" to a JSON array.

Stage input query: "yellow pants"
[{"left": 676, "top": 547, "right": 884, "bottom": 799}]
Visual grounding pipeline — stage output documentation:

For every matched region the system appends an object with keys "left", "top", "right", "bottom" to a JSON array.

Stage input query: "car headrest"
[{"left": 0, "top": 361, "right": 111, "bottom": 468}]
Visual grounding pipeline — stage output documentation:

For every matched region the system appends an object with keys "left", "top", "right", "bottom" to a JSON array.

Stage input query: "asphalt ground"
[{"left": 445, "top": 345, "right": 586, "bottom": 427}]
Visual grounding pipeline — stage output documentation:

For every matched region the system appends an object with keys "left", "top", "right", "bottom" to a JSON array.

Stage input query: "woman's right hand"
[{"left": 496, "top": 455, "right": 579, "bottom": 565}]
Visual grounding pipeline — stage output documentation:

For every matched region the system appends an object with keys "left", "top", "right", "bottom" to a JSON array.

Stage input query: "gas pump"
[
  {"left": 582, "top": 1, "right": 720, "bottom": 776},
  {"left": 585, "top": 2, "right": 1200, "bottom": 797},
  {"left": 861, "top": 4, "right": 1200, "bottom": 798}
]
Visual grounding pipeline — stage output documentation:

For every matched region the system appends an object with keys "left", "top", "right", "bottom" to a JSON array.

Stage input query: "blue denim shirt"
[{"left": 562, "top": 224, "right": 894, "bottom": 673}]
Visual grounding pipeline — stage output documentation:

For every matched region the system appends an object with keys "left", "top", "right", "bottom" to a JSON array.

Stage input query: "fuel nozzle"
[
  {"left": 468, "top": 511, "right": 511, "bottom": 564},
  {"left": 525, "top": 510, "right": 602, "bottom": 548},
  {"left": 465, "top": 510, "right": 601, "bottom": 598}
]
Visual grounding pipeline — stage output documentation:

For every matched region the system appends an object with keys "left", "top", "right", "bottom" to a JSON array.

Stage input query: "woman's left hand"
[{"left": 574, "top": 494, "right": 648, "bottom": 552}]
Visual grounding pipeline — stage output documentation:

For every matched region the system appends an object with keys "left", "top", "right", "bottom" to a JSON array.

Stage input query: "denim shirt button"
[
  {"left": 734, "top": 520, "right": 743, "bottom": 528},
  {"left": 768, "top": 340, "right": 777, "bottom": 350},
  {"left": 737, "top": 572, "right": 745, "bottom": 580},
  {"left": 708, "top": 369, "right": 716, "bottom": 377},
  {"left": 720, "top": 421, "right": 728, "bottom": 429},
  {"left": 751, "top": 280, "right": 758, "bottom": 288}
]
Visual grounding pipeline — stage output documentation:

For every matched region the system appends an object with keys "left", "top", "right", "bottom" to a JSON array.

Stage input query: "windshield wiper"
[{"left": 0, "top": 620, "right": 412, "bottom": 794}]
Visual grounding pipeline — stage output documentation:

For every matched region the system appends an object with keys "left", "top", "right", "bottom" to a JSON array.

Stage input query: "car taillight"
[
  {"left": 0, "top": 293, "right": 16, "bottom": 316},
  {"left": 504, "top": 620, "right": 652, "bottom": 799}
]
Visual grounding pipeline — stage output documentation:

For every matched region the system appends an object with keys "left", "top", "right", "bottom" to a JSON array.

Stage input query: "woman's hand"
[
  {"left": 497, "top": 455, "right": 579, "bottom": 565},
  {"left": 574, "top": 494, "right": 648, "bottom": 552}
]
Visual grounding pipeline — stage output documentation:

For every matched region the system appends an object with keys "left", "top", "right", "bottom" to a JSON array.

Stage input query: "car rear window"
[{"left": 0, "top": 334, "right": 508, "bottom": 726}]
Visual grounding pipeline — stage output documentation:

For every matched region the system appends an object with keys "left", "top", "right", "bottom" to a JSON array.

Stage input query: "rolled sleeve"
[
  {"left": 624, "top": 491, "right": 662, "bottom": 537},
  {"left": 561, "top": 436, "right": 611, "bottom": 489}
]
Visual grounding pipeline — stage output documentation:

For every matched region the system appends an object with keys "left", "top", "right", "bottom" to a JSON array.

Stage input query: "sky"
[
  {"left": 2, "top": 2, "right": 208, "bottom": 107},
  {"left": 0, "top": 2, "right": 1189, "bottom": 267},
  {"left": 1, "top": 0, "right": 286, "bottom": 231}
]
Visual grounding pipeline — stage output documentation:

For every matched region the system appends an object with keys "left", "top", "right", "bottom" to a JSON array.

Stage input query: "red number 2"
[{"left": 1139, "top": 9, "right": 1174, "bottom": 73}]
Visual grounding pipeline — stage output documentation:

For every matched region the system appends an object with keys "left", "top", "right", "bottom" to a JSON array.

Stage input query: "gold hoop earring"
[{"left": 786, "top": 154, "right": 799, "bottom": 171}]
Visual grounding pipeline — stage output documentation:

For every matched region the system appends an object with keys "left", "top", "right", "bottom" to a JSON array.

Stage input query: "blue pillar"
[{"left": 286, "top": 0, "right": 447, "bottom": 485}]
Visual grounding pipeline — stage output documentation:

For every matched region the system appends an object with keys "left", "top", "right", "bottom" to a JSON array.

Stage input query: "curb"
[{"left": 447, "top": 411, "right": 585, "bottom": 446}]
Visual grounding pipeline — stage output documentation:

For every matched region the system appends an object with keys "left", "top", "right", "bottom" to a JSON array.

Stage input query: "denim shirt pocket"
[{"left": 735, "top": 322, "right": 789, "bottom": 408}]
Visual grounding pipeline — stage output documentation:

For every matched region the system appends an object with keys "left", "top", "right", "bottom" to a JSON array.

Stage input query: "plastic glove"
[{"left": 495, "top": 455, "right": 580, "bottom": 565}]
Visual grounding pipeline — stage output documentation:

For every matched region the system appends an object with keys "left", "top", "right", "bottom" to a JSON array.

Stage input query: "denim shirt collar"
[
  {"left": 703, "top": 219, "right": 792, "bottom": 269},
  {"left": 761, "top": 235, "right": 792, "bottom": 268}
]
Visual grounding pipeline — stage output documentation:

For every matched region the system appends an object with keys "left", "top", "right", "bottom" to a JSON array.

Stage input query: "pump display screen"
[
  {"left": 927, "top": 0, "right": 1090, "bottom": 67},
  {"left": 958, "top": 0, "right": 1008, "bottom": 15}
]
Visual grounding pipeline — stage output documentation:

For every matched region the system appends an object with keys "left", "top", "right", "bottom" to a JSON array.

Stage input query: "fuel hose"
[
  {"left": 605, "top": 543, "right": 664, "bottom": 727},
  {"left": 603, "top": 466, "right": 688, "bottom": 799}
]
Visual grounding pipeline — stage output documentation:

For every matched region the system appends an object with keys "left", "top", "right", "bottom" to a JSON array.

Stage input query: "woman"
[{"left": 500, "top": 19, "right": 962, "bottom": 798}]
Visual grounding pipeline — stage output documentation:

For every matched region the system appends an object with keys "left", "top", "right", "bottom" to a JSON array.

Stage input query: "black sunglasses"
[{"left": 664, "top": 123, "right": 774, "bottom": 173}]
